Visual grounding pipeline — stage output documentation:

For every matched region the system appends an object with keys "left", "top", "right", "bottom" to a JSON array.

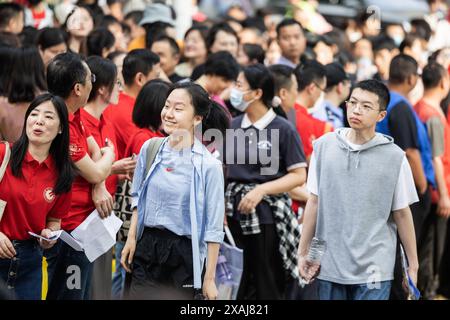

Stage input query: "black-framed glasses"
[{"left": 345, "top": 100, "right": 380, "bottom": 114}]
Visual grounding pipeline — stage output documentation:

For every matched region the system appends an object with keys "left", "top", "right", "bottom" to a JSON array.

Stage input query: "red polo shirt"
[
  {"left": 65, "top": 109, "right": 93, "bottom": 231},
  {"left": 124, "top": 128, "right": 165, "bottom": 157},
  {"left": 292, "top": 103, "right": 332, "bottom": 213},
  {"left": 103, "top": 92, "right": 138, "bottom": 160},
  {"left": 294, "top": 103, "right": 333, "bottom": 159},
  {"left": 80, "top": 108, "right": 118, "bottom": 196},
  {"left": 0, "top": 143, "right": 72, "bottom": 240}
]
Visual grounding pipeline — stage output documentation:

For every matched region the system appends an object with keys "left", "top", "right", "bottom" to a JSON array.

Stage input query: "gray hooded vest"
[{"left": 313, "top": 128, "right": 405, "bottom": 284}]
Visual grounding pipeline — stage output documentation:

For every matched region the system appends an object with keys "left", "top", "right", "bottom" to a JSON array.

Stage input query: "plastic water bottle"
[{"left": 299, "top": 237, "right": 327, "bottom": 287}]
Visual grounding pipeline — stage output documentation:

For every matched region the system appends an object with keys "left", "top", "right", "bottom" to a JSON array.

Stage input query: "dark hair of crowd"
[
  {"left": 0, "top": 3, "right": 23, "bottom": 31},
  {"left": 7, "top": 46, "right": 47, "bottom": 103},
  {"left": 152, "top": 35, "right": 180, "bottom": 55},
  {"left": 47, "top": 52, "right": 88, "bottom": 99},
  {"left": 204, "top": 50, "right": 240, "bottom": 81},
  {"left": 242, "top": 43, "right": 265, "bottom": 65},
  {"left": 86, "top": 55, "right": 117, "bottom": 102},
  {"left": 422, "top": 61, "right": 447, "bottom": 90},
  {"left": 389, "top": 54, "right": 419, "bottom": 85},
  {"left": 294, "top": 59, "right": 327, "bottom": 91},
  {"left": 132, "top": 79, "right": 171, "bottom": 131},
  {"left": 87, "top": 27, "right": 115, "bottom": 57},
  {"left": 242, "top": 63, "right": 275, "bottom": 109},
  {"left": 276, "top": 18, "right": 304, "bottom": 38},
  {"left": 36, "top": 27, "right": 67, "bottom": 51},
  {"left": 11, "top": 93, "right": 75, "bottom": 194},
  {"left": 352, "top": 79, "right": 390, "bottom": 111},
  {"left": 206, "top": 22, "right": 238, "bottom": 51},
  {"left": 122, "top": 49, "right": 160, "bottom": 86}
]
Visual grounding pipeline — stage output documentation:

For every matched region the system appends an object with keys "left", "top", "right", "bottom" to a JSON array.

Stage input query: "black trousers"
[
  {"left": 228, "top": 218, "right": 286, "bottom": 300},
  {"left": 126, "top": 227, "right": 198, "bottom": 300},
  {"left": 390, "top": 187, "right": 431, "bottom": 300},
  {"left": 417, "top": 204, "right": 448, "bottom": 299}
]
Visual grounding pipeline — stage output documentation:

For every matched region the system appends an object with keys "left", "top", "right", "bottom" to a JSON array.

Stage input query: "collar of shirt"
[
  {"left": 68, "top": 109, "right": 80, "bottom": 123},
  {"left": 323, "top": 100, "right": 343, "bottom": 117},
  {"left": 241, "top": 108, "right": 276, "bottom": 130},
  {"left": 276, "top": 56, "right": 297, "bottom": 69},
  {"left": 24, "top": 150, "right": 54, "bottom": 169},
  {"left": 80, "top": 107, "right": 106, "bottom": 129}
]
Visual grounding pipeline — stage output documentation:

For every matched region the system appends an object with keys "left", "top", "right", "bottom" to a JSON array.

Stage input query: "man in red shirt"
[
  {"left": 293, "top": 60, "right": 333, "bottom": 163},
  {"left": 45, "top": 52, "right": 116, "bottom": 300},
  {"left": 414, "top": 62, "right": 450, "bottom": 299},
  {"left": 103, "top": 49, "right": 161, "bottom": 160}
]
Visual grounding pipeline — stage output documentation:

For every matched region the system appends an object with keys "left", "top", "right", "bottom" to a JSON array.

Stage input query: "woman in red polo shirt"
[{"left": 0, "top": 93, "right": 74, "bottom": 300}]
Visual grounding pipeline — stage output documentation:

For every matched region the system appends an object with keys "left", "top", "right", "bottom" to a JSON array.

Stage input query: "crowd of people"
[{"left": 0, "top": 0, "right": 450, "bottom": 301}]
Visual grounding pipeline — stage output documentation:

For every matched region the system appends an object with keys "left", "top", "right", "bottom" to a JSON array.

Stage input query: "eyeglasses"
[
  {"left": 91, "top": 73, "right": 96, "bottom": 83},
  {"left": 345, "top": 100, "right": 380, "bottom": 114}
]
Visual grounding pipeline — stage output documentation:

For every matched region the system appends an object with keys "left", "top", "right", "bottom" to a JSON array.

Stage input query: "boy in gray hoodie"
[{"left": 298, "top": 80, "right": 419, "bottom": 300}]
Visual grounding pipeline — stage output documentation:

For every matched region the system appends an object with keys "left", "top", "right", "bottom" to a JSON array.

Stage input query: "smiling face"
[
  {"left": 26, "top": 100, "right": 61, "bottom": 146},
  {"left": 161, "top": 88, "right": 202, "bottom": 136}
]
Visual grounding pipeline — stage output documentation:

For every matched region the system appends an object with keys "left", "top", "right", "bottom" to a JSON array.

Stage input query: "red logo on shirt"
[
  {"left": 43, "top": 187, "right": 55, "bottom": 203},
  {"left": 69, "top": 143, "right": 81, "bottom": 156},
  {"left": 166, "top": 167, "right": 174, "bottom": 172}
]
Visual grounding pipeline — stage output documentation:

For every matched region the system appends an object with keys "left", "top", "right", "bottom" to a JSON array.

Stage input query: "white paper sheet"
[{"left": 59, "top": 210, "right": 123, "bottom": 262}]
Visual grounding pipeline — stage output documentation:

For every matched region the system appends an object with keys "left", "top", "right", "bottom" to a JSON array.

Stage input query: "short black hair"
[
  {"left": 132, "top": 79, "right": 171, "bottom": 131},
  {"left": 152, "top": 35, "right": 180, "bottom": 55},
  {"left": 124, "top": 11, "right": 143, "bottom": 25},
  {"left": 276, "top": 18, "right": 304, "bottom": 38},
  {"left": 206, "top": 22, "right": 238, "bottom": 51},
  {"left": 87, "top": 28, "right": 115, "bottom": 57},
  {"left": 204, "top": 51, "right": 239, "bottom": 81},
  {"left": 268, "top": 64, "right": 295, "bottom": 93},
  {"left": 411, "top": 19, "right": 432, "bottom": 42},
  {"left": 242, "top": 64, "right": 275, "bottom": 108},
  {"left": 242, "top": 43, "right": 265, "bottom": 65},
  {"left": 143, "top": 21, "right": 172, "bottom": 49},
  {"left": 47, "top": 52, "right": 88, "bottom": 99},
  {"left": 373, "top": 36, "right": 397, "bottom": 53},
  {"left": 389, "top": 54, "right": 418, "bottom": 85},
  {"left": 122, "top": 49, "right": 160, "bottom": 86},
  {"left": 7, "top": 47, "right": 46, "bottom": 103},
  {"left": 422, "top": 62, "right": 447, "bottom": 90},
  {"left": 294, "top": 59, "right": 326, "bottom": 92},
  {"left": 36, "top": 27, "right": 67, "bottom": 50},
  {"left": 352, "top": 80, "right": 390, "bottom": 111},
  {"left": 184, "top": 25, "right": 208, "bottom": 41},
  {"left": 86, "top": 56, "right": 117, "bottom": 102},
  {"left": 96, "top": 14, "right": 120, "bottom": 29},
  {"left": 0, "top": 3, "right": 23, "bottom": 31}
]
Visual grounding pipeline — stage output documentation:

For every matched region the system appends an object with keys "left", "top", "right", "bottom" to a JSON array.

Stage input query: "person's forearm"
[
  {"left": 127, "top": 209, "right": 138, "bottom": 240},
  {"left": 405, "top": 148, "right": 427, "bottom": 193},
  {"left": 204, "top": 242, "right": 220, "bottom": 281},
  {"left": 433, "top": 157, "right": 449, "bottom": 198},
  {"left": 298, "top": 195, "right": 318, "bottom": 256},
  {"left": 260, "top": 170, "right": 306, "bottom": 195},
  {"left": 393, "top": 207, "right": 418, "bottom": 270},
  {"left": 288, "top": 184, "right": 310, "bottom": 202}
]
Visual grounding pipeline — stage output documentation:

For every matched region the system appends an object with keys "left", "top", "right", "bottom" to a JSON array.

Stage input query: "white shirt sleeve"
[
  {"left": 392, "top": 156, "right": 420, "bottom": 211},
  {"left": 306, "top": 151, "right": 318, "bottom": 196}
]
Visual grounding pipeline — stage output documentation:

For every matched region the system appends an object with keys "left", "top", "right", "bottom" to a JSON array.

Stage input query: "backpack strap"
[
  {"left": 145, "top": 137, "right": 165, "bottom": 177},
  {"left": 0, "top": 142, "right": 11, "bottom": 183}
]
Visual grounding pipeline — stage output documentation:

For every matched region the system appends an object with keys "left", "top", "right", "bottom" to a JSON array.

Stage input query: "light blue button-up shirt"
[{"left": 131, "top": 137, "right": 225, "bottom": 289}]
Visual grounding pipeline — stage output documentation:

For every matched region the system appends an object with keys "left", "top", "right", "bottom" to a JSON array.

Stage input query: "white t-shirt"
[{"left": 307, "top": 140, "right": 419, "bottom": 211}]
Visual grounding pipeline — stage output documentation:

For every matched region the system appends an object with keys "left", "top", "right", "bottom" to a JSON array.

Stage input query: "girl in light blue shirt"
[{"left": 121, "top": 82, "right": 225, "bottom": 300}]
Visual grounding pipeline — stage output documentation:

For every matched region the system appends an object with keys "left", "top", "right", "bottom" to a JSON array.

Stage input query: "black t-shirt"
[
  {"left": 388, "top": 101, "right": 419, "bottom": 151},
  {"left": 169, "top": 73, "right": 186, "bottom": 84},
  {"left": 224, "top": 112, "right": 307, "bottom": 223}
]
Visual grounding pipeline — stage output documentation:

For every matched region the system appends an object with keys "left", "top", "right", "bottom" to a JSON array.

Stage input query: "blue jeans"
[
  {"left": 44, "top": 240, "right": 93, "bottom": 300},
  {"left": 111, "top": 241, "right": 126, "bottom": 299},
  {"left": 318, "top": 279, "right": 392, "bottom": 300},
  {"left": 0, "top": 239, "right": 43, "bottom": 300}
]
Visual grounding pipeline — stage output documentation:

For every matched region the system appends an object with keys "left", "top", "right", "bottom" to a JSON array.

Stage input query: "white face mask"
[{"left": 230, "top": 88, "right": 254, "bottom": 112}]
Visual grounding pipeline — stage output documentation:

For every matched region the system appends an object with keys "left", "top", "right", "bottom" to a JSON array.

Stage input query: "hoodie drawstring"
[{"left": 355, "top": 150, "right": 361, "bottom": 169}]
